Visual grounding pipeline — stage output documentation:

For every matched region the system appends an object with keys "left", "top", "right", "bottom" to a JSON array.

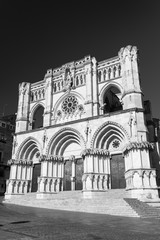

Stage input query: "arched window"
[
  {"left": 108, "top": 68, "right": 111, "bottom": 79},
  {"left": 32, "top": 105, "right": 44, "bottom": 129},
  {"left": 118, "top": 65, "right": 121, "bottom": 76},
  {"left": 76, "top": 76, "right": 79, "bottom": 86},
  {"left": 113, "top": 66, "right": 117, "bottom": 78},
  {"left": 80, "top": 75, "right": 83, "bottom": 85},
  {"left": 98, "top": 71, "right": 102, "bottom": 82},
  {"left": 103, "top": 69, "right": 106, "bottom": 81},
  {"left": 103, "top": 86, "right": 122, "bottom": 114}
]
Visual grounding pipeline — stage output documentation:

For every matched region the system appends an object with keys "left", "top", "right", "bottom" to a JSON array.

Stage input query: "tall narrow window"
[{"left": 32, "top": 106, "right": 44, "bottom": 129}]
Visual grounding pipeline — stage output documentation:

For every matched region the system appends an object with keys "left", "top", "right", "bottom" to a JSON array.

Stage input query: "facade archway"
[
  {"left": 99, "top": 83, "right": 123, "bottom": 114},
  {"left": 15, "top": 137, "right": 42, "bottom": 192},
  {"left": 47, "top": 128, "right": 85, "bottom": 191},
  {"left": 91, "top": 121, "right": 129, "bottom": 189}
]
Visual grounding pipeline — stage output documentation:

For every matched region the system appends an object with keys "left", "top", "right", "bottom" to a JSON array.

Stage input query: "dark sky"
[{"left": 1, "top": 1, "right": 160, "bottom": 119}]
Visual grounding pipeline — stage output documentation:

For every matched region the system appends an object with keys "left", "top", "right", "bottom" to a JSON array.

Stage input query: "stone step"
[
  {"left": 124, "top": 198, "right": 160, "bottom": 219},
  {"left": 3, "top": 190, "right": 139, "bottom": 218}
]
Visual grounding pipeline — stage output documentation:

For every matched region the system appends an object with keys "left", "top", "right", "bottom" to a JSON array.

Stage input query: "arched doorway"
[
  {"left": 47, "top": 128, "right": 86, "bottom": 192},
  {"left": 31, "top": 163, "right": 41, "bottom": 192},
  {"left": 110, "top": 154, "right": 126, "bottom": 189},
  {"left": 91, "top": 122, "right": 129, "bottom": 190},
  {"left": 63, "top": 143, "right": 83, "bottom": 191}
]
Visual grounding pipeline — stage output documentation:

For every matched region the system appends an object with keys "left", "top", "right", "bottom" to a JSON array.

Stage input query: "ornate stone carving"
[
  {"left": 81, "top": 148, "right": 110, "bottom": 157},
  {"left": 123, "top": 141, "right": 154, "bottom": 154},
  {"left": 39, "top": 155, "right": 64, "bottom": 162},
  {"left": 7, "top": 159, "right": 33, "bottom": 166}
]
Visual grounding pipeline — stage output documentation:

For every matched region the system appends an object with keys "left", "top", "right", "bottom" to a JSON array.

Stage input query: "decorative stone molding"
[
  {"left": 81, "top": 148, "right": 110, "bottom": 158},
  {"left": 90, "top": 121, "right": 130, "bottom": 148},
  {"left": 39, "top": 155, "right": 64, "bottom": 162},
  {"left": 15, "top": 136, "right": 42, "bottom": 160},
  {"left": 46, "top": 127, "right": 86, "bottom": 155},
  {"left": 5, "top": 179, "right": 31, "bottom": 194},
  {"left": 7, "top": 159, "right": 33, "bottom": 166},
  {"left": 125, "top": 168, "right": 157, "bottom": 190},
  {"left": 37, "top": 176, "right": 62, "bottom": 193},
  {"left": 118, "top": 45, "right": 138, "bottom": 63},
  {"left": 123, "top": 141, "right": 154, "bottom": 154},
  {"left": 82, "top": 173, "right": 110, "bottom": 191}
]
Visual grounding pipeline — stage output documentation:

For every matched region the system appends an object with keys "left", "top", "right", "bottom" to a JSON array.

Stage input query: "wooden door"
[
  {"left": 63, "top": 160, "right": 72, "bottom": 191},
  {"left": 31, "top": 163, "right": 41, "bottom": 192},
  {"left": 110, "top": 154, "right": 126, "bottom": 189},
  {"left": 75, "top": 159, "right": 83, "bottom": 190}
]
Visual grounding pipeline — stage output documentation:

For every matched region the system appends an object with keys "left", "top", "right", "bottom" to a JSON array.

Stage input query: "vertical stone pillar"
[
  {"left": 81, "top": 149, "right": 110, "bottom": 198},
  {"left": 16, "top": 82, "right": 31, "bottom": 132},
  {"left": 69, "top": 155, "right": 76, "bottom": 191},
  {"left": 84, "top": 56, "right": 93, "bottom": 117},
  {"left": 92, "top": 57, "right": 99, "bottom": 116},
  {"left": 123, "top": 141, "right": 159, "bottom": 200},
  {"left": 43, "top": 69, "right": 53, "bottom": 127},
  {"left": 118, "top": 45, "right": 143, "bottom": 110}
]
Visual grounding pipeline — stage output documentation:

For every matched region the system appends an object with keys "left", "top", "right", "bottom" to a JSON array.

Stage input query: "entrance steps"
[{"left": 3, "top": 190, "right": 160, "bottom": 218}]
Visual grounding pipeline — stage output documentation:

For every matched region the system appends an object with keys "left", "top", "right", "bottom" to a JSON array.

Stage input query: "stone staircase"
[
  {"left": 3, "top": 189, "right": 160, "bottom": 218},
  {"left": 124, "top": 198, "right": 160, "bottom": 219}
]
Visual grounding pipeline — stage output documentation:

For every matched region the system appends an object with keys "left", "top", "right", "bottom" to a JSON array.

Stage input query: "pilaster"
[
  {"left": 16, "top": 82, "right": 31, "bottom": 132},
  {"left": 119, "top": 45, "right": 143, "bottom": 110},
  {"left": 43, "top": 69, "right": 53, "bottom": 127}
]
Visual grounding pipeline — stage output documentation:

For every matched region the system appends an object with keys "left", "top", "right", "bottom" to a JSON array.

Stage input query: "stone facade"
[{"left": 5, "top": 45, "right": 160, "bottom": 200}]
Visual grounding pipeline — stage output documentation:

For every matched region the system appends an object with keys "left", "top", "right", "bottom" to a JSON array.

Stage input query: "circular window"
[
  {"left": 61, "top": 95, "right": 78, "bottom": 114},
  {"left": 112, "top": 140, "right": 120, "bottom": 148}
]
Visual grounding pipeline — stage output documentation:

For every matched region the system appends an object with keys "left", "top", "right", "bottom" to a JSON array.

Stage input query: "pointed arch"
[
  {"left": 46, "top": 127, "right": 86, "bottom": 156},
  {"left": 91, "top": 121, "right": 130, "bottom": 150},
  {"left": 30, "top": 102, "right": 45, "bottom": 129},
  {"left": 15, "top": 137, "right": 42, "bottom": 161}
]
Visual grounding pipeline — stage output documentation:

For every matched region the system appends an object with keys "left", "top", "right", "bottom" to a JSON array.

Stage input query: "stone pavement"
[{"left": 0, "top": 197, "right": 160, "bottom": 240}]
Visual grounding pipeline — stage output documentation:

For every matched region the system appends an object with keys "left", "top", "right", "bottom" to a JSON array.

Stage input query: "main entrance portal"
[
  {"left": 31, "top": 163, "right": 41, "bottom": 192},
  {"left": 63, "top": 159, "right": 83, "bottom": 191},
  {"left": 110, "top": 154, "right": 126, "bottom": 189}
]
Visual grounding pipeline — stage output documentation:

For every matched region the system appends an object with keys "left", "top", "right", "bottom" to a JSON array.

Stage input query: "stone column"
[
  {"left": 69, "top": 155, "right": 76, "bottom": 191},
  {"left": 81, "top": 149, "right": 110, "bottom": 198},
  {"left": 118, "top": 45, "right": 143, "bottom": 110},
  {"left": 16, "top": 82, "right": 31, "bottom": 132},
  {"left": 43, "top": 69, "right": 53, "bottom": 127},
  {"left": 84, "top": 56, "right": 93, "bottom": 117},
  {"left": 123, "top": 141, "right": 159, "bottom": 200}
]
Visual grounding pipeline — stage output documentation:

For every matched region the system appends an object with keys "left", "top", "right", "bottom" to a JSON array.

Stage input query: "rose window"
[
  {"left": 61, "top": 95, "right": 78, "bottom": 114},
  {"left": 112, "top": 140, "right": 120, "bottom": 148}
]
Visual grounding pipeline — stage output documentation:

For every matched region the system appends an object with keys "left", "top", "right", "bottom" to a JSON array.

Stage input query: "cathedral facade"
[{"left": 5, "top": 45, "right": 160, "bottom": 200}]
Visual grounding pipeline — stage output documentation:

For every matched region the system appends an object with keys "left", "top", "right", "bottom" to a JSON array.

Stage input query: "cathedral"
[{"left": 5, "top": 45, "right": 160, "bottom": 200}]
